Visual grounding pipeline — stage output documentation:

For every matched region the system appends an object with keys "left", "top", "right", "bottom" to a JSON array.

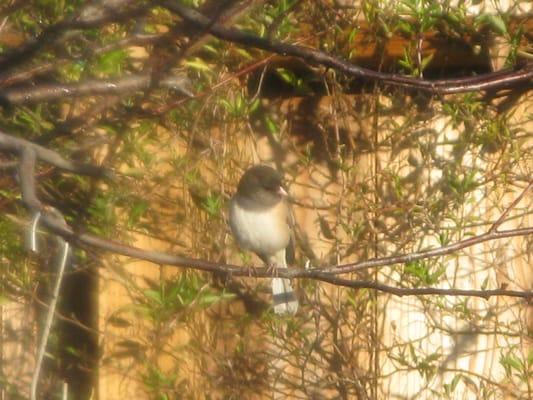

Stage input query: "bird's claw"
[
  {"left": 265, "top": 263, "right": 278, "bottom": 277},
  {"left": 248, "top": 264, "right": 258, "bottom": 277}
]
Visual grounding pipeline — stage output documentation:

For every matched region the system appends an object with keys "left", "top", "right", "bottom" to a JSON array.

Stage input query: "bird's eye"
[{"left": 263, "top": 179, "right": 281, "bottom": 192}]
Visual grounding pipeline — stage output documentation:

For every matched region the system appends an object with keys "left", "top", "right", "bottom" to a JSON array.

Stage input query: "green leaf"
[
  {"left": 128, "top": 199, "right": 149, "bottom": 227},
  {"left": 248, "top": 98, "right": 260, "bottom": 113},
  {"left": 0, "top": 294, "right": 9, "bottom": 306},
  {"left": 202, "top": 194, "right": 222, "bottom": 217},
  {"left": 143, "top": 289, "right": 163, "bottom": 305},
  {"left": 527, "top": 349, "right": 533, "bottom": 367},
  {"left": 425, "top": 353, "right": 441, "bottom": 363},
  {"left": 276, "top": 67, "right": 297, "bottom": 85},
  {"left": 264, "top": 115, "right": 278, "bottom": 135},
  {"left": 235, "top": 48, "right": 253, "bottom": 60},
  {"left": 437, "top": 231, "right": 449, "bottom": 246},
  {"left": 500, "top": 353, "right": 523, "bottom": 376},
  {"left": 95, "top": 49, "right": 127, "bottom": 76},
  {"left": 480, "top": 276, "right": 489, "bottom": 290},
  {"left": 485, "top": 14, "right": 507, "bottom": 35},
  {"left": 198, "top": 291, "right": 236, "bottom": 306},
  {"left": 59, "top": 61, "right": 85, "bottom": 82},
  {"left": 184, "top": 57, "right": 212, "bottom": 73},
  {"left": 450, "top": 374, "right": 461, "bottom": 391},
  {"left": 420, "top": 52, "right": 435, "bottom": 70},
  {"left": 64, "top": 345, "right": 81, "bottom": 357}
]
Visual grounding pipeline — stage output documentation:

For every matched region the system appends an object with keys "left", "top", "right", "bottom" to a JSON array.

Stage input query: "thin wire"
[
  {"left": 30, "top": 240, "right": 70, "bottom": 400},
  {"left": 29, "top": 211, "right": 41, "bottom": 252}
]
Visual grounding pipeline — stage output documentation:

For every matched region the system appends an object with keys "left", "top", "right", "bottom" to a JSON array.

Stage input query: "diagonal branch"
[
  {"left": 311, "top": 220, "right": 533, "bottom": 276},
  {"left": 488, "top": 181, "right": 533, "bottom": 233},
  {"left": 0, "top": 129, "right": 110, "bottom": 178}
]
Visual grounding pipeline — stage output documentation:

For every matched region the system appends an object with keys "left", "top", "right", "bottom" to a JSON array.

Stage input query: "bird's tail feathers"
[{"left": 272, "top": 278, "right": 298, "bottom": 315}]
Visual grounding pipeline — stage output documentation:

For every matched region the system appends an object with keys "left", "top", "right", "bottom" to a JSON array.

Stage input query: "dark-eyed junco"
[{"left": 229, "top": 165, "right": 298, "bottom": 315}]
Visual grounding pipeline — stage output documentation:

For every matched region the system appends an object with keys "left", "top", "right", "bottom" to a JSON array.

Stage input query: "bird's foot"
[
  {"left": 265, "top": 263, "right": 279, "bottom": 277},
  {"left": 248, "top": 264, "right": 258, "bottom": 277}
]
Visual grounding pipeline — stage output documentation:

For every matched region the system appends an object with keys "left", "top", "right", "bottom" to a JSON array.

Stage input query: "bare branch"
[
  {"left": 1, "top": 129, "right": 110, "bottom": 178},
  {"left": 19, "top": 146, "right": 41, "bottom": 210},
  {"left": 5, "top": 129, "right": 531, "bottom": 299},
  {"left": 304, "top": 274, "right": 532, "bottom": 300},
  {"left": 162, "top": 1, "right": 533, "bottom": 94},
  {"left": 311, "top": 223, "right": 533, "bottom": 276},
  {"left": 167, "top": 0, "right": 267, "bottom": 62},
  {"left": 0, "top": 74, "right": 193, "bottom": 104}
]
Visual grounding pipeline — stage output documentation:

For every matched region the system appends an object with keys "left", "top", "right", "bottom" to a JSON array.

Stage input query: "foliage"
[{"left": 0, "top": 0, "right": 531, "bottom": 399}]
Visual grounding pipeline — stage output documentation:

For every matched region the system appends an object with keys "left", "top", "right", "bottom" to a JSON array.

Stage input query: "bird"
[{"left": 229, "top": 165, "right": 298, "bottom": 315}]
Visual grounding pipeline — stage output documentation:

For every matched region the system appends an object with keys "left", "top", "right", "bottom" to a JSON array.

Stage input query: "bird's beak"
[{"left": 278, "top": 186, "right": 288, "bottom": 197}]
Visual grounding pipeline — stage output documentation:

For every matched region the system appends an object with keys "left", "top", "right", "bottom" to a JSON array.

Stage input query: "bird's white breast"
[{"left": 229, "top": 199, "right": 290, "bottom": 258}]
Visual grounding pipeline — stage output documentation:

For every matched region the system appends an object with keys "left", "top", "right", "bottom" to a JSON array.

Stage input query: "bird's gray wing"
[{"left": 285, "top": 200, "right": 296, "bottom": 266}]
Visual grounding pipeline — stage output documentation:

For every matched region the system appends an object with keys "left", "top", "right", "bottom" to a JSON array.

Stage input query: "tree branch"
[
  {"left": 4, "top": 129, "right": 531, "bottom": 299},
  {"left": 312, "top": 226, "right": 533, "bottom": 276},
  {"left": 0, "top": 129, "right": 110, "bottom": 178},
  {"left": 161, "top": 1, "right": 533, "bottom": 94},
  {"left": 488, "top": 181, "right": 533, "bottom": 233},
  {"left": 306, "top": 274, "right": 533, "bottom": 300},
  {"left": 0, "top": 74, "right": 193, "bottom": 104}
]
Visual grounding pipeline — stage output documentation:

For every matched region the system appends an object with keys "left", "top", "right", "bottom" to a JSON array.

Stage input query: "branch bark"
[
  {"left": 0, "top": 74, "right": 193, "bottom": 104},
  {"left": 0, "top": 129, "right": 110, "bottom": 177}
]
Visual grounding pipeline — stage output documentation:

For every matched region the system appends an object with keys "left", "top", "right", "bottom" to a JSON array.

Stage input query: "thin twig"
[
  {"left": 309, "top": 274, "right": 532, "bottom": 299},
  {"left": 488, "top": 181, "right": 532, "bottom": 233}
]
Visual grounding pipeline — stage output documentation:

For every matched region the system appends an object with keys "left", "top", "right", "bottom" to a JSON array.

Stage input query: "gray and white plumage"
[{"left": 229, "top": 165, "right": 298, "bottom": 315}]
